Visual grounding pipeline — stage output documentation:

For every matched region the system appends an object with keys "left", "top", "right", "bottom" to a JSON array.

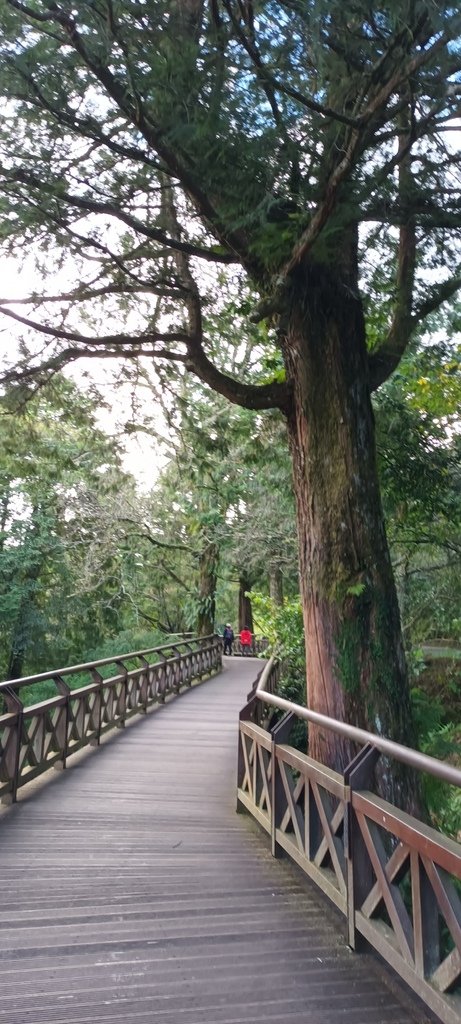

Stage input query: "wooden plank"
[
  {"left": 356, "top": 912, "right": 461, "bottom": 1024},
  {"left": 276, "top": 828, "right": 348, "bottom": 914},
  {"left": 0, "top": 660, "right": 432, "bottom": 1024}
]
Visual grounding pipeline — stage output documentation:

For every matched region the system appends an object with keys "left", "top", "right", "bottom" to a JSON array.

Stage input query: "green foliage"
[
  {"left": 250, "top": 590, "right": 305, "bottom": 684},
  {"left": 0, "top": 0, "right": 459, "bottom": 795},
  {"left": 410, "top": 683, "right": 461, "bottom": 840},
  {"left": 0, "top": 1, "right": 459, "bottom": 376},
  {"left": 374, "top": 332, "right": 461, "bottom": 649},
  {"left": 421, "top": 724, "right": 461, "bottom": 840},
  {"left": 250, "top": 590, "right": 307, "bottom": 748},
  {"left": 15, "top": 626, "right": 166, "bottom": 707},
  {"left": 0, "top": 377, "right": 162, "bottom": 678}
]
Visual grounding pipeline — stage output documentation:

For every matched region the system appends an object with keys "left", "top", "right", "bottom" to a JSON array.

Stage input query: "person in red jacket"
[{"left": 239, "top": 627, "right": 252, "bottom": 656}]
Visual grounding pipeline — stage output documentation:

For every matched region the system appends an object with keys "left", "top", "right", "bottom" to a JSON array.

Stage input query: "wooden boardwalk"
[{"left": 0, "top": 659, "right": 432, "bottom": 1024}]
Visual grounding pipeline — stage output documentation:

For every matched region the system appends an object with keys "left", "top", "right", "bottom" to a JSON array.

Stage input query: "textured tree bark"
[
  {"left": 269, "top": 564, "right": 284, "bottom": 606},
  {"left": 238, "top": 575, "right": 254, "bottom": 633},
  {"left": 196, "top": 541, "right": 218, "bottom": 636},
  {"left": 282, "top": 266, "right": 417, "bottom": 807}
]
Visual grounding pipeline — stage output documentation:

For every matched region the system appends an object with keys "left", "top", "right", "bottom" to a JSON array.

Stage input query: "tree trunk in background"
[
  {"left": 6, "top": 508, "right": 44, "bottom": 681},
  {"left": 238, "top": 575, "right": 254, "bottom": 633},
  {"left": 283, "top": 267, "right": 417, "bottom": 810},
  {"left": 269, "top": 564, "right": 284, "bottom": 606},
  {"left": 7, "top": 594, "right": 32, "bottom": 680},
  {"left": 0, "top": 488, "right": 10, "bottom": 551},
  {"left": 196, "top": 541, "right": 218, "bottom": 636}
]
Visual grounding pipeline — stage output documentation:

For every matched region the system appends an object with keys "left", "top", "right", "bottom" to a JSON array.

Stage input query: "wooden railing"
[
  {"left": 238, "top": 657, "right": 461, "bottom": 1024},
  {"left": 224, "top": 636, "right": 269, "bottom": 657},
  {"left": 0, "top": 635, "right": 221, "bottom": 805}
]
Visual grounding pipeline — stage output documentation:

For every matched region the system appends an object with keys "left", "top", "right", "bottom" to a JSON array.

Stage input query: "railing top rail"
[
  {"left": 0, "top": 634, "right": 217, "bottom": 691},
  {"left": 256, "top": 656, "right": 461, "bottom": 790}
]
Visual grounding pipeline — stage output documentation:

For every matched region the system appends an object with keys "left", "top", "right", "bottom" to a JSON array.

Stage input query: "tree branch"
[
  {"left": 1, "top": 165, "right": 238, "bottom": 265},
  {"left": 0, "top": 298, "right": 291, "bottom": 413},
  {"left": 0, "top": 305, "right": 190, "bottom": 348},
  {"left": 184, "top": 344, "right": 291, "bottom": 412},
  {"left": 7, "top": 0, "right": 257, "bottom": 272},
  {"left": 368, "top": 92, "right": 416, "bottom": 391},
  {"left": 0, "top": 281, "right": 190, "bottom": 307},
  {"left": 413, "top": 275, "right": 461, "bottom": 323},
  {"left": 369, "top": 272, "right": 461, "bottom": 392}
]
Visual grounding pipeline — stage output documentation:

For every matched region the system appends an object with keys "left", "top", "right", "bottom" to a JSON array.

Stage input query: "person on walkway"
[
  {"left": 239, "top": 627, "right": 252, "bottom": 655},
  {"left": 222, "top": 624, "right": 234, "bottom": 655}
]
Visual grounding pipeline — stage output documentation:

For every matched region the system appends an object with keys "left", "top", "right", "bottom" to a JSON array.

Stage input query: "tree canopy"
[
  {"left": 0, "top": 1, "right": 459, "bottom": 393},
  {"left": 1, "top": 1, "right": 461, "bottom": 791}
]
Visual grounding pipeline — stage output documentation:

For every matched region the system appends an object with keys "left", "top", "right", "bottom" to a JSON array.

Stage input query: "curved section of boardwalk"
[{"left": 0, "top": 659, "right": 431, "bottom": 1024}]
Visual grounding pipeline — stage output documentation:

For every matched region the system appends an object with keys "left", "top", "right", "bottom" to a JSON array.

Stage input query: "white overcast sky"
[{"left": 0, "top": 257, "right": 170, "bottom": 491}]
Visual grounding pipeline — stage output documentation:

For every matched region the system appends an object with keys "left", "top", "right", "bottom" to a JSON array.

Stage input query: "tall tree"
[
  {"left": 0, "top": 3, "right": 460, "bottom": 798},
  {"left": 375, "top": 333, "right": 461, "bottom": 645},
  {"left": 0, "top": 377, "right": 131, "bottom": 675}
]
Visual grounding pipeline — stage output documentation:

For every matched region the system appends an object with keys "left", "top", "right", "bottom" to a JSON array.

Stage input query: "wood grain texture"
[{"left": 0, "top": 658, "right": 432, "bottom": 1024}]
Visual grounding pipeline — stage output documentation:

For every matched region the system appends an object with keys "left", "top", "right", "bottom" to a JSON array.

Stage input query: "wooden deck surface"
[{"left": 0, "top": 658, "right": 432, "bottom": 1024}]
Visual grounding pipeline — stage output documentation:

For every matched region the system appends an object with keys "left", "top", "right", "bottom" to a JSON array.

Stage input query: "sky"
[{"left": 0, "top": 258, "right": 170, "bottom": 491}]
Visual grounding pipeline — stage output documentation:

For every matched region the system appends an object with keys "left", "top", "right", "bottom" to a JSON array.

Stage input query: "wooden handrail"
[
  {"left": 0, "top": 635, "right": 222, "bottom": 804},
  {"left": 256, "top": 655, "right": 461, "bottom": 789},
  {"left": 238, "top": 656, "right": 461, "bottom": 1024},
  {"left": 0, "top": 634, "right": 218, "bottom": 692}
]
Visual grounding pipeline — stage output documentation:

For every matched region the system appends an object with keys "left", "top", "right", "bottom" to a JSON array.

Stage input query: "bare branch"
[
  {"left": 0, "top": 281, "right": 190, "bottom": 306},
  {"left": 0, "top": 305, "right": 190, "bottom": 348}
]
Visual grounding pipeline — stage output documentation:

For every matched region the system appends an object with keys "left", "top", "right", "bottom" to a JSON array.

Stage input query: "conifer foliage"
[{"left": 0, "top": 2, "right": 460, "bottom": 795}]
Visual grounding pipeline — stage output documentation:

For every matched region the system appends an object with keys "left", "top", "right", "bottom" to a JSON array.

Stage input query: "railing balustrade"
[
  {"left": 0, "top": 635, "right": 221, "bottom": 804},
  {"left": 238, "top": 656, "right": 461, "bottom": 1024},
  {"left": 224, "top": 636, "right": 269, "bottom": 657}
]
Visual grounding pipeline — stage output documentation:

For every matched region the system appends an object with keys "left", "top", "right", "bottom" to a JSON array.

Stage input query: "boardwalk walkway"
[{"left": 0, "top": 659, "right": 431, "bottom": 1024}]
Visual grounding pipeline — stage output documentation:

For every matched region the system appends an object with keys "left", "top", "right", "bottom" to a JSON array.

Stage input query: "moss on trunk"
[
  {"left": 282, "top": 263, "right": 417, "bottom": 809},
  {"left": 196, "top": 541, "right": 218, "bottom": 637}
]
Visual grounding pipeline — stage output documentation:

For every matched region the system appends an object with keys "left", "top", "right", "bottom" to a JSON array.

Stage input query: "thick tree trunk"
[
  {"left": 238, "top": 575, "right": 254, "bottom": 633},
  {"left": 283, "top": 267, "right": 417, "bottom": 807},
  {"left": 196, "top": 541, "right": 218, "bottom": 636}
]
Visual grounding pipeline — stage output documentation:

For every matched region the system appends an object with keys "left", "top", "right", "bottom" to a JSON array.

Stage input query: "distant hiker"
[
  {"left": 239, "top": 627, "right": 252, "bottom": 655},
  {"left": 223, "top": 624, "right": 234, "bottom": 655}
]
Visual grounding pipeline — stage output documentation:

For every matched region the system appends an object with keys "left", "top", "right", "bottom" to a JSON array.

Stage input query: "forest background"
[{"left": 0, "top": 2, "right": 460, "bottom": 817}]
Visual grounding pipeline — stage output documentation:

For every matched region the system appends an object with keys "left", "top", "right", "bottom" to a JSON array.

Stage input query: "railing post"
[
  {"left": 237, "top": 696, "right": 257, "bottom": 812},
  {"left": 137, "top": 657, "right": 149, "bottom": 711},
  {"left": 411, "top": 849, "right": 440, "bottom": 979},
  {"left": 179, "top": 643, "right": 194, "bottom": 687},
  {"left": 90, "top": 669, "right": 103, "bottom": 745},
  {"left": 2, "top": 687, "right": 23, "bottom": 804},
  {"left": 157, "top": 652, "right": 168, "bottom": 703},
  {"left": 213, "top": 635, "right": 222, "bottom": 674},
  {"left": 53, "top": 675, "right": 71, "bottom": 769},
  {"left": 270, "top": 711, "right": 296, "bottom": 858},
  {"left": 343, "top": 743, "right": 380, "bottom": 950},
  {"left": 169, "top": 646, "right": 186, "bottom": 690},
  {"left": 115, "top": 661, "right": 128, "bottom": 727}
]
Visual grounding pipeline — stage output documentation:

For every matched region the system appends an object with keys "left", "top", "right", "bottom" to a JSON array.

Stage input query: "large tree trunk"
[
  {"left": 283, "top": 267, "right": 416, "bottom": 807},
  {"left": 196, "top": 541, "right": 218, "bottom": 636}
]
